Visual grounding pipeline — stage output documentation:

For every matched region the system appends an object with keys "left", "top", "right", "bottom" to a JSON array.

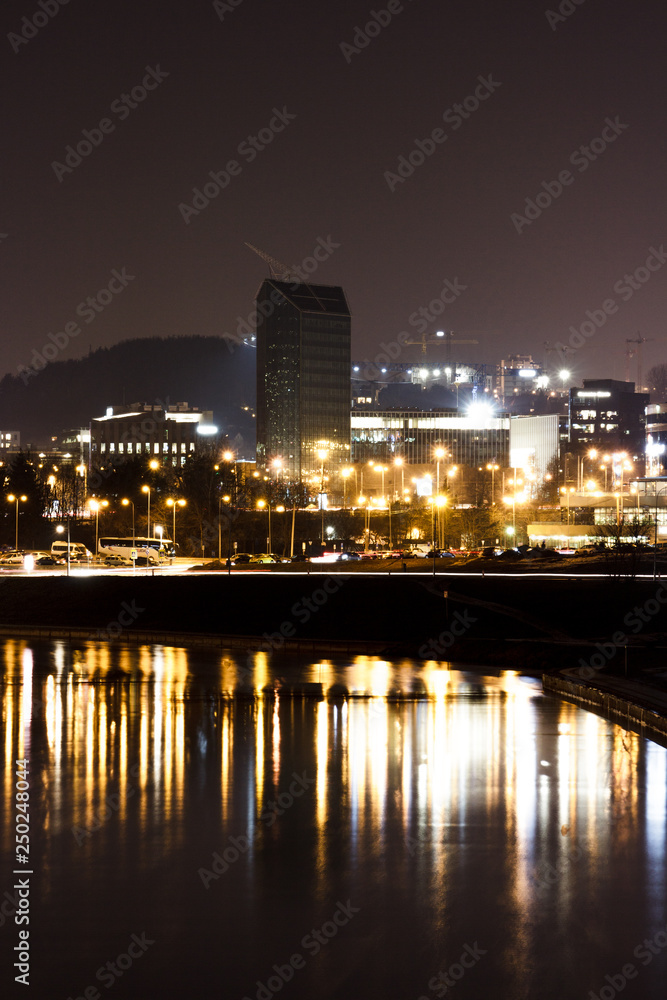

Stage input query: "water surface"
[{"left": 1, "top": 640, "right": 666, "bottom": 999}]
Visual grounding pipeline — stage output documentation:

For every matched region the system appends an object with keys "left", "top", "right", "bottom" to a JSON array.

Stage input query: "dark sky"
[{"left": 2, "top": 0, "right": 666, "bottom": 388}]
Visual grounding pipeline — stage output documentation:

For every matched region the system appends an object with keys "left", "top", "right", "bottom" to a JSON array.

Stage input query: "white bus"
[{"left": 97, "top": 537, "right": 174, "bottom": 565}]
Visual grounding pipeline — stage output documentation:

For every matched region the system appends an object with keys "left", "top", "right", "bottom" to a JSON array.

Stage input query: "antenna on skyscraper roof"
[{"left": 245, "top": 243, "right": 300, "bottom": 281}]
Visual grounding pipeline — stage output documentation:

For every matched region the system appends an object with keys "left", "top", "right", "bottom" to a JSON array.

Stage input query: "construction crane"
[
  {"left": 625, "top": 335, "right": 654, "bottom": 390},
  {"left": 245, "top": 243, "right": 326, "bottom": 309},
  {"left": 402, "top": 329, "right": 479, "bottom": 361}
]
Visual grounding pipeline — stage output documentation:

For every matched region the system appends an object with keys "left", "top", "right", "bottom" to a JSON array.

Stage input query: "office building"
[
  {"left": 350, "top": 407, "right": 509, "bottom": 466},
  {"left": 568, "top": 379, "right": 648, "bottom": 460},
  {"left": 90, "top": 402, "right": 216, "bottom": 467},
  {"left": 256, "top": 280, "right": 351, "bottom": 480}
]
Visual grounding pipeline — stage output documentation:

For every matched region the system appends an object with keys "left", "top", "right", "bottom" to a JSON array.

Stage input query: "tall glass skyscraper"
[{"left": 255, "top": 279, "right": 351, "bottom": 481}]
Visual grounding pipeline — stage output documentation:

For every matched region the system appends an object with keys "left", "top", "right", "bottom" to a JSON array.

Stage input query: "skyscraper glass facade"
[{"left": 256, "top": 280, "right": 351, "bottom": 479}]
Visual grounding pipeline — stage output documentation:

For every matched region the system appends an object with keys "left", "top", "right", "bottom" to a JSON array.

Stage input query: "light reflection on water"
[{"left": 1, "top": 639, "right": 666, "bottom": 999}]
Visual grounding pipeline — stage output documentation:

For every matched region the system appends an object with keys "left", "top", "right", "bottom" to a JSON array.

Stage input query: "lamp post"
[
  {"left": 141, "top": 485, "right": 151, "bottom": 538},
  {"left": 55, "top": 520, "right": 70, "bottom": 577},
  {"left": 317, "top": 448, "right": 328, "bottom": 543},
  {"left": 359, "top": 496, "right": 370, "bottom": 552},
  {"left": 167, "top": 498, "right": 186, "bottom": 552},
  {"left": 121, "top": 498, "right": 135, "bottom": 568},
  {"left": 257, "top": 499, "right": 270, "bottom": 553},
  {"left": 559, "top": 486, "right": 575, "bottom": 526},
  {"left": 7, "top": 494, "right": 27, "bottom": 551},
  {"left": 394, "top": 457, "right": 404, "bottom": 500},
  {"left": 341, "top": 468, "right": 352, "bottom": 509},
  {"left": 88, "top": 498, "right": 108, "bottom": 560},
  {"left": 486, "top": 463, "right": 499, "bottom": 505},
  {"left": 434, "top": 447, "right": 445, "bottom": 494},
  {"left": 504, "top": 493, "right": 526, "bottom": 543}
]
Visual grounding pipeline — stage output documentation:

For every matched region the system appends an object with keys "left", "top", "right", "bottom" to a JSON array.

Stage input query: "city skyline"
[{"left": 2, "top": 0, "right": 666, "bottom": 389}]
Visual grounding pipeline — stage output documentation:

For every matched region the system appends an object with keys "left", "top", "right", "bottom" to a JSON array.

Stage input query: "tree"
[{"left": 646, "top": 363, "right": 667, "bottom": 400}]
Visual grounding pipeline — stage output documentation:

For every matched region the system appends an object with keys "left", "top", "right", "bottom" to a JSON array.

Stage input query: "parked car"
[
  {"left": 0, "top": 551, "right": 26, "bottom": 565},
  {"left": 250, "top": 554, "right": 277, "bottom": 564},
  {"left": 103, "top": 554, "right": 132, "bottom": 566},
  {"left": 33, "top": 552, "right": 59, "bottom": 566},
  {"left": 230, "top": 553, "right": 253, "bottom": 564}
]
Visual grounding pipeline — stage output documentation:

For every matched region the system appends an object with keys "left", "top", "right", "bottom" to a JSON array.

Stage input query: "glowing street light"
[
  {"left": 434, "top": 447, "right": 446, "bottom": 494},
  {"left": 257, "top": 498, "right": 271, "bottom": 553},
  {"left": 7, "top": 494, "right": 27, "bottom": 551},
  {"left": 167, "top": 498, "right": 186, "bottom": 551},
  {"left": 141, "top": 485, "right": 153, "bottom": 537},
  {"left": 121, "top": 499, "right": 136, "bottom": 565},
  {"left": 88, "top": 498, "right": 108, "bottom": 559}
]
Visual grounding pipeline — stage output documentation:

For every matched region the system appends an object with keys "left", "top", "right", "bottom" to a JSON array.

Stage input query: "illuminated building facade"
[
  {"left": 255, "top": 280, "right": 351, "bottom": 480},
  {"left": 568, "top": 379, "right": 648, "bottom": 459},
  {"left": 350, "top": 407, "right": 509, "bottom": 466},
  {"left": 90, "top": 402, "right": 216, "bottom": 467}
]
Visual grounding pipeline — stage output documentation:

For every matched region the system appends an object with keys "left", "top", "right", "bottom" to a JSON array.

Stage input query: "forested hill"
[{"left": 0, "top": 336, "right": 256, "bottom": 451}]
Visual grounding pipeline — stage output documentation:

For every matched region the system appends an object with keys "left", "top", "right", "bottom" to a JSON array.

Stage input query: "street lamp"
[
  {"left": 341, "top": 467, "right": 352, "bottom": 509},
  {"left": 257, "top": 499, "right": 271, "bottom": 553},
  {"left": 88, "top": 498, "right": 108, "bottom": 559},
  {"left": 167, "top": 498, "right": 186, "bottom": 551},
  {"left": 55, "top": 521, "right": 70, "bottom": 577},
  {"left": 393, "top": 457, "right": 404, "bottom": 500},
  {"left": 486, "top": 463, "right": 499, "bottom": 504},
  {"left": 434, "top": 447, "right": 446, "bottom": 494},
  {"left": 217, "top": 496, "right": 231, "bottom": 563},
  {"left": 7, "top": 494, "right": 27, "bottom": 551},
  {"left": 559, "top": 486, "right": 575, "bottom": 526},
  {"left": 317, "top": 448, "right": 328, "bottom": 543},
  {"left": 121, "top": 499, "right": 135, "bottom": 566},
  {"left": 141, "top": 485, "right": 152, "bottom": 537},
  {"left": 504, "top": 492, "right": 527, "bottom": 541},
  {"left": 359, "top": 495, "right": 370, "bottom": 552}
]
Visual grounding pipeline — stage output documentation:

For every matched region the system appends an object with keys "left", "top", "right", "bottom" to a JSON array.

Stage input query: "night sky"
[{"left": 2, "top": 0, "right": 665, "bottom": 387}]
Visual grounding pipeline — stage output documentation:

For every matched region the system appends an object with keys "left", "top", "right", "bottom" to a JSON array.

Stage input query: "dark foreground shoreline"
[{"left": 0, "top": 573, "right": 666, "bottom": 667}]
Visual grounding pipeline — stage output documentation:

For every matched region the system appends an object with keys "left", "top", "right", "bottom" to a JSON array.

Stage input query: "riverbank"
[{"left": 1, "top": 574, "right": 666, "bottom": 668}]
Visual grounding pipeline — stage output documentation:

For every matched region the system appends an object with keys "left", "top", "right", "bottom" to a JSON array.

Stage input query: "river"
[{"left": 1, "top": 639, "right": 666, "bottom": 999}]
